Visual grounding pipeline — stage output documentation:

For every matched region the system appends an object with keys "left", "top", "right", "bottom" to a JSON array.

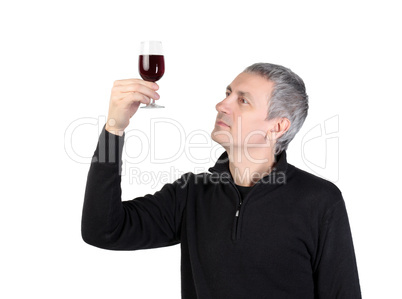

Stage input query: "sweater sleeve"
[
  {"left": 81, "top": 126, "right": 189, "bottom": 250},
  {"left": 313, "top": 197, "right": 362, "bottom": 298}
]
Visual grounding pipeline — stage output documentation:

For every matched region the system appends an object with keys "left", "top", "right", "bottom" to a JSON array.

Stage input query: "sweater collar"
[{"left": 208, "top": 150, "right": 288, "bottom": 182}]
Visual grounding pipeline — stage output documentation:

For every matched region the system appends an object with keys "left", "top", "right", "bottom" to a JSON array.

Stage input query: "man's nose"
[{"left": 215, "top": 97, "right": 231, "bottom": 114}]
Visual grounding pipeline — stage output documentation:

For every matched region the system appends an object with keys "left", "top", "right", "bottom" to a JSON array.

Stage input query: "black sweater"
[{"left": 82, "top": 127, "right": 361, "bottom": 299}]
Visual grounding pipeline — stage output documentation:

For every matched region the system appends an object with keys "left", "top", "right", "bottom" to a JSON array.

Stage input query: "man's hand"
[{"left": 105, "top": 79, "right": 160, "bottom": 135}]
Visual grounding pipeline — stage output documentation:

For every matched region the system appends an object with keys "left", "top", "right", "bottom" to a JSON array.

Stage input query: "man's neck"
[{"left": 227, "top": 147, "right": 276, "bottom": 187}]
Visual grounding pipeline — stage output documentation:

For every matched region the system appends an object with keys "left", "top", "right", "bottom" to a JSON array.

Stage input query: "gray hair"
[{"left": 244, "top": 63, "right": 309, "bottom": 155}]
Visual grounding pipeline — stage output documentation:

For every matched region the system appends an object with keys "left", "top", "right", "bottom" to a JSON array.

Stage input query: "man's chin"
[
  {"left": 211, "top": 133, "right": 231, "bottom": 149},
  {"left": 211, "top": 132, "right": 219, "bottom": 144},
  {"left": 211, "top": 130, "right": 226, "bottom": 144}
]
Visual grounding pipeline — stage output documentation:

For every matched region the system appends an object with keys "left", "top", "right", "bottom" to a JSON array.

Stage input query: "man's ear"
[{"left": 267, "top": 118, "right": 291, "bottom": 141}]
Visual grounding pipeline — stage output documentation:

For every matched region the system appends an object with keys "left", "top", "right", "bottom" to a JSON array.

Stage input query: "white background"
[{"left": 1, "top": 0, "right": 401, "bottom": 298}]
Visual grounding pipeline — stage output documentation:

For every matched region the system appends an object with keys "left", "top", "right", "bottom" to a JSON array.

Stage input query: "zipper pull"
[{"left": 235, "top": 202, "right": 242, "bottom": 217}]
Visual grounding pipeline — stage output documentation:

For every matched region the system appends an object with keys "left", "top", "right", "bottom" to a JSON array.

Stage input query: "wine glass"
[{"left": 139, "top": 41, "right": 165, "bottom": 108}]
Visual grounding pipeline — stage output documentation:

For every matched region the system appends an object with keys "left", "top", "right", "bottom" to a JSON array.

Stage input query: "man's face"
[{"left": 211, "top": 72, "right": 276, "bottom": 153}]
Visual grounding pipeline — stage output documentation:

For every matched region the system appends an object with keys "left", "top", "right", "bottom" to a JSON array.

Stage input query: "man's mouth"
[{"left": 216, "top": 120, "right": 230, "bottom": 127}]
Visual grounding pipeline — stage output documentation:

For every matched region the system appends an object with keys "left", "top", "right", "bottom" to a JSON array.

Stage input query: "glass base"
[
  {"left": 141, "top": 103, "right": 165, "bottom": 108},
  {"left": 141, "top": 98, "right": 164, "bottom": 108}
]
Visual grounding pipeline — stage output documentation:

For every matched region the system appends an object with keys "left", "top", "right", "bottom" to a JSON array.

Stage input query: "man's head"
[{"left": 211, "top": 62, "right": 308, "bottom": 156}]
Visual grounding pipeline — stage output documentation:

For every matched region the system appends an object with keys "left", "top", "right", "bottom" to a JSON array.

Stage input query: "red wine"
[{"left": 139, "top": 55, "right": 165, "bottom": 82}]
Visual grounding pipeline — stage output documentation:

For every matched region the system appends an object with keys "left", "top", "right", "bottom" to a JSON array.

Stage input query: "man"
[{"left": 82, "top": 63, "right": 361, "bottom": 298}]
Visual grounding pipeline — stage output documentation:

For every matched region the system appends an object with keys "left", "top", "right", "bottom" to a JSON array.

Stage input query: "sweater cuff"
[{"left": 91, "top": 125, "right": 125, "bottom": 165}]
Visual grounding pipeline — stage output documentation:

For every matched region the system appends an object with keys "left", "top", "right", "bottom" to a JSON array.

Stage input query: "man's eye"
[
  {"left": 240, "top": 98, "right": 249, "bottom": 104},
  {"left": 225, "top": 92, "right": 231, "bottom": 97}
]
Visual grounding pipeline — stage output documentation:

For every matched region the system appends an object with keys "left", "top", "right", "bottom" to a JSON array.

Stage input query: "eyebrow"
[{"left": 226, "top": 85, "right": 254, "bottom": 102}]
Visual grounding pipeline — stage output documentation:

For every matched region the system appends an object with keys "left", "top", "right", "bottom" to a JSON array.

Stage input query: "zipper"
[
  {"left": 229, "top": 179, "right": 260, "bottom": 241},
  {"left": 229, "top": 179, "right": 243, "bottom": 241},
  {"left": 235, "top": 204, "right": 241, "bottom": 217},
  {"left": 234, "top": 201, "right": 242, "bottom": 238},
  {"left": 209, "top": 166, "right": 260, "bottom": 241},
  {"left": 209, "top": 165, "right": 272, "bottom": 241}
]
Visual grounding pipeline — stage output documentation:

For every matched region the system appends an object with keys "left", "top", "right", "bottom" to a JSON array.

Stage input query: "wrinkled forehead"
[{"left": 229, "top": 72, "right": 274, "bottom": 104}]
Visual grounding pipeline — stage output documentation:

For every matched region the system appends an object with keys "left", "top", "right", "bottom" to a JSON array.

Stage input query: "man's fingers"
[
  {"left": 114, "top": 83, "right": 160, "bottom": 100},
  {"left": 122, "top": 92, "right": 152, "bottom": 106},
  {"left": 113, "top": 78, "right": 159, "bottom": 90}
]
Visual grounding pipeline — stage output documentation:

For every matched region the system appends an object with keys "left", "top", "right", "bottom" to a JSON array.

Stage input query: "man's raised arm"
[{"left": 81, "top": 79, "right": 188, "bottom": 250}]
